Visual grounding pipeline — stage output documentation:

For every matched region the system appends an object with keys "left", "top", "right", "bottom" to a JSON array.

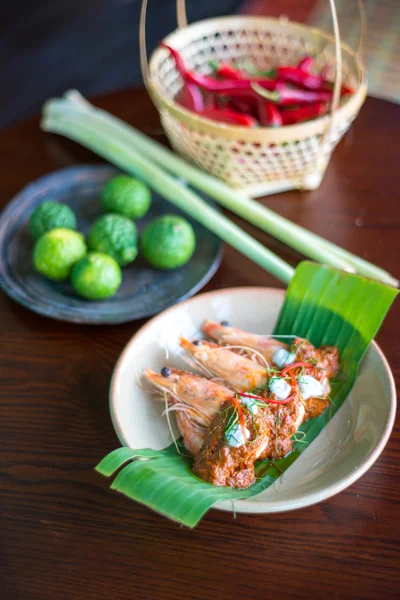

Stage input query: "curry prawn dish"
[{"left": 145, "top": 320, "right": 339, "bottom": 489}]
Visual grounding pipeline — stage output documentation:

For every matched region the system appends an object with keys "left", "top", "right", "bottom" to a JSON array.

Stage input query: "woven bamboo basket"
[{"left": 140, "top": 0, "right": 367, "bottom": 197}]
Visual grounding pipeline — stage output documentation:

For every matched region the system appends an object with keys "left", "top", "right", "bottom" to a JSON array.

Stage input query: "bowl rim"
[
  {"left": 148, "top": 15, "right": 368, "bottom": 142},
  {"left": 109, "top": 286, "right": 396, "bottom": 514}
]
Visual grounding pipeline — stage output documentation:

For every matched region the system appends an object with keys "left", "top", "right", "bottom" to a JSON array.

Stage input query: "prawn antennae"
[
  {"left": 180, "top": 354, "right": 214, "bottom": 378},
  {"left": 163, "top": 392, "right": 185, "bottom": 456},
  {"left": 218, "top": 345, "right": 271, "bottom": 369},
  {"left": 165, "top": 400, "right": 208, "bottom": 426}
]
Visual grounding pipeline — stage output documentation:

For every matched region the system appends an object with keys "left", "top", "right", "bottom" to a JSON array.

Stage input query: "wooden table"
[{"left": 1, "top": 89, "right": 399, "bottom": 600}]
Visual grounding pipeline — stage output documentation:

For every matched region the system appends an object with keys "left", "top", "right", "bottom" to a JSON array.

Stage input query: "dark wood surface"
[{"left": 1, "top": 88, "right": 399, "bottom": 600}]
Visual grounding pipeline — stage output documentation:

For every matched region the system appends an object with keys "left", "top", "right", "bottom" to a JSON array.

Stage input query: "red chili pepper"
[
  {"left": 279, "top": 65, "right": 353, "bottom": 97},
  {"left": 240, "top": 393, "right": 265, "bottom": 401},
  {"left": 186, "top": 70, "right": 276, "bottom": 93},
  {"left": 204, "top": 92, "right": 217, "bottom": 110},
  {"left": 209, "top": 60, "right": 244, "bottom": 81},
  {"left": 231, "top": 98, "right": 257, "bottom": 115},
  {"left": 253, "top": 82, "right": 332, "bottom": 105},
  {"left": 222, "top": 98, "right": 258, "bottom": 118},
  {"left": 217, "top": 63, "right": 244, "bottom": 80},
  {"left": 342, "top": 84, "right": 354, "bottom": 96},
  {"left": 278, "top": 66, "right": 331, "bottom": 91},
  {"left": 281, "top": 102, "right": 327, "bottom": 125},
  {"left": 213, "top": 60, "right": 277, "bottom": 83},
  {"left": 176, "top": 83, "right": 204, "bottom": 112},
  {"left": 200, "top": 107, "right": 257, "bottom": 126},
  {"left": 161, "top": 42, "right": 187, "bottom": 75},
  {"left": 161, "top": 43, "right": 277, "bottom": 93},
  {"left": 259, "top": 100, "right": 282, "bottom": 127},
  {"left": 268, "top": 392, "right": 297, "bottom": 405},
  {"left": 216, "top": 87, "right": 260, "bottom": 102},
  {"left": 297, "top": 56, "right": 314, "bottom": 72},
  {"left": 216, "top": 88, "right": 260, "bottom": 115},
  {"left": 218, "top": 90, "right": 259, "bottom": 119},
  {"left": 281, "top": 361, "right": 312, "bottom": 375},
  {"left": 217, "top": 88, "right": 270, "bottom": 127}
]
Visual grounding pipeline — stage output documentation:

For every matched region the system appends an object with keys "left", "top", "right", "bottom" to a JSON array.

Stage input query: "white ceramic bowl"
[{"left": 110, "top": 287, "right": 396, "bottom": 514}]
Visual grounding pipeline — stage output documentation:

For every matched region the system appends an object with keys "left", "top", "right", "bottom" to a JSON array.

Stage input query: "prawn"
[
  {"left": 180, "top": 337, "right": 268, "bottom": 392},
  {"left": 144, "top": 368, "right": 232, "bottom": 427},
  {"left": 175, "top": 409, "right": 207, "bottom": 456},
  {"left": 202, "top": 319, "right": 288, "bottom": 362}
]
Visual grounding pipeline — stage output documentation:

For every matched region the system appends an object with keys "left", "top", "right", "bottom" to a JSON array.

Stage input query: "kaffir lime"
[
  {"left": 71, "top": 252, "right": 122, "bottom": 300},
  {"left": 141, "top": 215, "right": 196, "bottom": 270},
  {"left": 102, "top": 175, "right": 151, "bottom": 220},
  {"left": 33, "top": 228, "right": 87, "bottom": 281},
  {"left": 29, "top": 201, "right": 77, "bottom": 239},
  {"left": 88, "top": 213, "right": 138, "bottom": 266}
]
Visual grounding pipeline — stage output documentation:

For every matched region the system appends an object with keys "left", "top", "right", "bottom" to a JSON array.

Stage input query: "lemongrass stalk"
[
  {"left": 50, "top": 92, "right": 353, "bottom": 274},
  {"left": 62, "top": 91, "right": 390, "bottom": 280},
  {"left": 44, "top": 92, "right": 398, "bottom": 287},
  {"left": 42, "top": 113, "right": 294, "bottom": 284},
  {"left": 60, "top": 93, "right": 398, "bottom": 286},
  {"left": 73, "top": 91, "right": 399, "bottom": 287}
]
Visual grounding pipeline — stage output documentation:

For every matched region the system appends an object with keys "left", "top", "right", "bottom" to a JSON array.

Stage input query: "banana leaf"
[{"left": 96, "top": 262, "right": 397, "bottom": 527}]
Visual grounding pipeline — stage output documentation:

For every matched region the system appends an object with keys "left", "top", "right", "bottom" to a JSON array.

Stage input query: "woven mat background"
[{"left": 309, "top": 0, "right": 400, "bottom": 104}]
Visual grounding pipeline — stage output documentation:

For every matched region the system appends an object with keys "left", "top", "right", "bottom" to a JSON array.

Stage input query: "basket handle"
[
  {"left": 139, "top": 0, "right": 150, "bottom": 90},
  {"left": 316, "top": 0, "right": 365, "bottom": 179},
  {"left": 324, "top": 0, "right": 365, "bottom": 120},
  {"left": 140, "top": 0, "right": 188, "bottom": 89},
  {"left": 356, "top": 0, "right": 367, "bottom": 61},
  {"left": 327, "top": 0, "right": 342, "bottom": 122},
  {"left": 177, "top": 0, "right": 188, "bottom": 29}
]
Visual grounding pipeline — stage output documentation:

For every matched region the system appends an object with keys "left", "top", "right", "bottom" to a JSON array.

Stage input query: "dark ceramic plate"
[{"left": 0, "top": 165, "right": 223, "bottom": 324}]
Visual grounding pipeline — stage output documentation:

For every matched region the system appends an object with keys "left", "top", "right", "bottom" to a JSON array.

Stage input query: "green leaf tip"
[{"left": 277, "top": 262, "right": 398, "bottom": 349}]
